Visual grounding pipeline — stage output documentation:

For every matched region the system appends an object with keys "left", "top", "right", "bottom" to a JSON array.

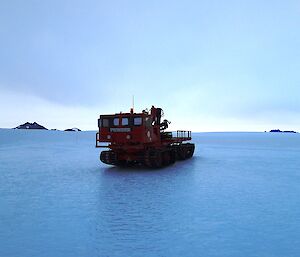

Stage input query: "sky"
[{"left": 0, "top": 0, "right": 299, "bottom": 131}]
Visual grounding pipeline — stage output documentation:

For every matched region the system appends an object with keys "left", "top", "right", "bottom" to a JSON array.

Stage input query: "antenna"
[
  {"left": 132, "top": 95, "right": 134, "bottom": 111},
  {"left": 130, "top": 95, "right": 134, "bottom": 114}
]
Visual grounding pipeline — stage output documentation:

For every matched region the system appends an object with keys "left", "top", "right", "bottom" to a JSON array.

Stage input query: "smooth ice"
[{"left": 0, "top": 129, "right": 300, "bottom": 257}]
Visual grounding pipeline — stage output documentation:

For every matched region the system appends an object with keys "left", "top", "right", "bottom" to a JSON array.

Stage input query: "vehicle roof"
[{"left": 100, "top": 112, "right": 149, "bottom": 118}]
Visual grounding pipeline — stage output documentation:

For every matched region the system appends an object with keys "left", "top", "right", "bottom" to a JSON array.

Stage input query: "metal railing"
[
  {"left": 176, "top": 130, "right": 191, "bottom": 139},
  {"left": 95, "top": 132, "right": 109, "bottom": 148}
]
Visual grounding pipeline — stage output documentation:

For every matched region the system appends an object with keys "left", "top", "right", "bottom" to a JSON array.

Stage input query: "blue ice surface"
[{"left": 0, "top": 129, "right": 300, "bottom": 257}]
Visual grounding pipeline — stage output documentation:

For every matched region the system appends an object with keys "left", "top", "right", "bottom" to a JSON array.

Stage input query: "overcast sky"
[{"left": 0, "top": 0, "right": 299, "bottom": 131}]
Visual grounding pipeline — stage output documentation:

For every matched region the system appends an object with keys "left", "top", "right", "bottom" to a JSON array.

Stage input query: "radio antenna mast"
[
  {"left": 132, "top": 95, "right": 134, "bottom": 111},
  {"left": 130, "top": 95, "right": 134, "bottom": 114}
]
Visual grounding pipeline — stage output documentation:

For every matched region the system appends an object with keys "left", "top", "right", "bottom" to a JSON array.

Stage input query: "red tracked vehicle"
[{"left": 96, "top": 106, "right": 195, "bottom": 168}]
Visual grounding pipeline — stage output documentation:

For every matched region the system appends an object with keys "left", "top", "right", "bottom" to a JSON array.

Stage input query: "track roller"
[{"left": 100, "top": 150, "right": 118, "bottom": 165}]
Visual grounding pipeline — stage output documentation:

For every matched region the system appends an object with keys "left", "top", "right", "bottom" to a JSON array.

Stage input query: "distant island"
[
  {"left": 269, "top": 129, "right": 297, "bottom": 133},
  {"left": 14, "top": 122, "right": 81, "bottom": 131},
  {"left": 15, "top": 122, "right": 48, "bottom": 130},
  {"left": 64, "top": 128, "right": 81, "bottom": 132}
]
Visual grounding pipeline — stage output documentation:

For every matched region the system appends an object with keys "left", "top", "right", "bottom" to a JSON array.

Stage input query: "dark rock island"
[
  {"left": 64, "top": 128, "right": 81, "bottom": 132},
  {"left": 270, "top": 129, "right": 297, "bottom": 133},
  {"left": 15, "top": 122, "right": 48, "bottom": 130}
]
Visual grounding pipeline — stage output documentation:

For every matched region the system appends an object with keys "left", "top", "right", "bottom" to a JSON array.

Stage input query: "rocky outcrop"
[
  {"left": 270, "top": 129, "right": 297, "bottom": 133},
  {"left": 64, "top": 128, "right": 81, "bottom": 132},
  {"left": 15, "top": 122, "right": 48, "bottom": 130}
]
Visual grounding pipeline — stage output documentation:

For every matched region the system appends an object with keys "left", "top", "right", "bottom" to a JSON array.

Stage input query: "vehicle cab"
[{"left": 96, "top": 107, "right": 161, "bottom": 146}]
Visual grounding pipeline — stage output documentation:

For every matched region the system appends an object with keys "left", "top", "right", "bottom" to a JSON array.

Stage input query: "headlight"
[
  {"left": 107, "top": 135, "right": 111, "bottom": 139},
  {"left": 126, "top": 135, "right": 131, "bottom": 139}
]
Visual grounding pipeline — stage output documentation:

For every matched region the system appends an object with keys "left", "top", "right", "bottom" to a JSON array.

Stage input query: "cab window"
[
  {"left": 113, "top": 118, "right": 119, "bottom": 126},
  {"left": 102, "top": 118, "right": 109, "bottom": 127},
  {"left": 145, "top": 117, "right": 152, "bottom": 127},
  {"left": 134, "top": 117, "right": 142, "bottom": 126},
  {"left": 122, "top": 118, "right": 129, "bottom": 126}
]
